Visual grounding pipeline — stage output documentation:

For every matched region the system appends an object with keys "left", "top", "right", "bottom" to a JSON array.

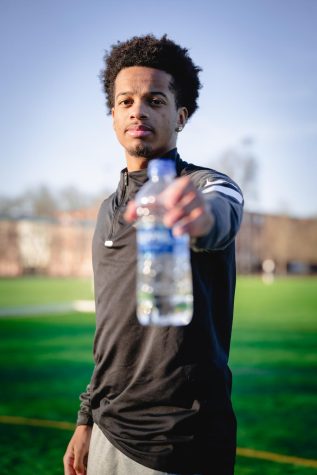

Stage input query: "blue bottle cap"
[{"left": 148, "top": 159, "right": 176, "bottom": 178}]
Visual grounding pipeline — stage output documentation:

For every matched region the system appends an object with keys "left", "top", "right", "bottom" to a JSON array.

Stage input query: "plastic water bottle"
[{"left": 135, "top": 159, "right": 193, "bottom": 326}]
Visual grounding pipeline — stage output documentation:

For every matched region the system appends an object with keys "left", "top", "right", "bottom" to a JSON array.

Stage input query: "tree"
[
  {"left": 0, "top": 185, "right": 110, "bottom": 219},
  {"left": 58, "top": 186, "right": 93, "bottom": 212},
  {"left": 211, "top": 137, "right": 259, "bottom": 208}
]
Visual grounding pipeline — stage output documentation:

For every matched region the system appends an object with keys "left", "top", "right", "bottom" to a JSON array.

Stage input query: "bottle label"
[{"left": 137, "top": 225, "right": 174, "bottom": 254}]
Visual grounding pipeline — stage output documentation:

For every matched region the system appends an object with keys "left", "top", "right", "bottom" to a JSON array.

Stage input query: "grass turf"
[
  {"left": 0, "top": 276, "right": 316, "bottom": 474},
  {"left": 0, "top": 277, "right": 94, "bottom": 307}
]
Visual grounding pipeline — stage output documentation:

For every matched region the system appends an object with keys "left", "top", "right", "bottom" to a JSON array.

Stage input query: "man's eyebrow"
[
  {"left": 115, "top": 92, "right": 131, "bottom": 100},
  {"left": 148, "top": 91, "right": 168, "bottom": 98},
  {"left": 115, "top": 91, "right": 168, "bottom": 100}
]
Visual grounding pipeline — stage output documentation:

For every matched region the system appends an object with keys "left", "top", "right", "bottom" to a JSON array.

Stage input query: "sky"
[{"left": 1, "top": 0, "right": 316, "bottom": 217}]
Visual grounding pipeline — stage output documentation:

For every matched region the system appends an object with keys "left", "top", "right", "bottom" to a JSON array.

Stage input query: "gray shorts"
[{"left": 87, "top": 423, "right": 202, "bottom": 475}]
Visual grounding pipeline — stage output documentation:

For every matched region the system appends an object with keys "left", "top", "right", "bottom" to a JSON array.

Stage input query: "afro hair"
[{"left": 100, "top": 34, "right": 202, "bottom": 118}]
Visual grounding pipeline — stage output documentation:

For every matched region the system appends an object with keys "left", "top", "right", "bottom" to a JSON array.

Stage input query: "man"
[{"left": 63, "top": 34, "right": 243, "bottom": 475}]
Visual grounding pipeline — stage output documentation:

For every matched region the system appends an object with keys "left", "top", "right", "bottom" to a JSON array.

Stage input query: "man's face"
[{"left": 112, "top": 66, "right": 187, "bottom": 165}]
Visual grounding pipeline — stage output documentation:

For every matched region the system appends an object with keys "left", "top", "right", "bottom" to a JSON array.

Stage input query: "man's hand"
[
  {"left": 124, "top": 176, "right": 214, "bottom": 237},
  {"left": 63, "top": 425, "right": 92, "bottom": 475}
]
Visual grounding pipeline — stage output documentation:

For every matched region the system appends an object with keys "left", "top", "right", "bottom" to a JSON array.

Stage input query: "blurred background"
[{"left": 0, "top": 1, "right": 316, "bottom": 474}]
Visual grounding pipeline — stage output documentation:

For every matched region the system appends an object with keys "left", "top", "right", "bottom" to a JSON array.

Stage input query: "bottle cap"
[{"left": 148, "top": 159, "right": 176, "bottom": 178}]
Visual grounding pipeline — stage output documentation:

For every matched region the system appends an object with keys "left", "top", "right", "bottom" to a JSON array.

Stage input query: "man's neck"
[
  {"left": 126, "top": 155, "right": 149, "bottom": 172},
  {"left": 125, "top": 148, "right": 178, "bottom": 172}
]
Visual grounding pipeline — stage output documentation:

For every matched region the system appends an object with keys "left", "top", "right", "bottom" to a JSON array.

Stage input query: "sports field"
[{"left": 0, "top": 276, "right": 316, "bottom": 474}]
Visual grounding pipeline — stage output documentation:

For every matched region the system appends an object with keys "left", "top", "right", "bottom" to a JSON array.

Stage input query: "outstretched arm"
[
  {"left": 124, "top": 173, "right": 243, "bottom": 250},
  {"left": 125, "top": 175, "right": 214, "bottom": 236}
]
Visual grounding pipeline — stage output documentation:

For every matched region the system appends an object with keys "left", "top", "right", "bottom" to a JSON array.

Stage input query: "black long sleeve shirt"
[{"left": 77, "top": 149, "right": 244, "bottom": 474}]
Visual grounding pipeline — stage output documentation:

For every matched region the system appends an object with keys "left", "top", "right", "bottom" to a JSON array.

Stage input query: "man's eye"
[
  {"left": 119, "top": 99, "right": 132, "bottom": 106},
  {"left": 150, "top": 98, "right": 164, "bottom": 105}
]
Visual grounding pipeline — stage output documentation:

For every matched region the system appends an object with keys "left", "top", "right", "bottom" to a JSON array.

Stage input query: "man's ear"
[
  {"left": 176, "top": 107, "right": 188, "bottom": 131},
  {"left": 112, "top": 108, "right": 116, "bottom": 129}
]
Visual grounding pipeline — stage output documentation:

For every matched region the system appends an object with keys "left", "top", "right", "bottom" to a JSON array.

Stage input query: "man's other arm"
[{"left": 63, "top": 384, "right": 93, "bottom": 475}]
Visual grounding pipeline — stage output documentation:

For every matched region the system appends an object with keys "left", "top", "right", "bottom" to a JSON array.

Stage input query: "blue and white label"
[{"left": 137, "top": 225, "right": 174, "bottom": 254}]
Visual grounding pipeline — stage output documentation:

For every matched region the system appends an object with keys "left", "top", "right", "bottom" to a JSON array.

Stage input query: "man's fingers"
[
  {"left": 63, "top": 450, "right": 76, "bottom": 475},
  {"left": 161, "top": 176, "right": 194, "bottom": 209},
  {"left": 162, "top": 183, "right": 213, "bottom": 236},
  {"left": 63, "top": 445, "right": 87, "bottom": 475},
  {"left": 173, "top": 208, "right": 214, "bottom": 237},
  {"left": 63, "top": 426, "right": 92, "bottom": 475},
  {"left": 124, "top": 201, "right": 137, "bottom": 222},
  {"left": 73, "top": 454, "right": 86, "bottom": 475},
  {"left": 73, "top": 448, "right": 87, "bottom": 475},
  {"left": 124, "top": 176, "right": 213, "bottom": 237},
  {"left": 163, "top": 190, "right": 200, "bottom": 228}
]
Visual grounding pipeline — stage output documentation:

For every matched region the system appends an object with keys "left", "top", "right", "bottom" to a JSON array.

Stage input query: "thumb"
[{"left": 124, "top": 200, "right": 137, "bottom": 222}]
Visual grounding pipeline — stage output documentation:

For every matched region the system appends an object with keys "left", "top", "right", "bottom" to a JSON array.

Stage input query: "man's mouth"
[{"left": 126, "top": 125, "right": 153, "bottom": 138}]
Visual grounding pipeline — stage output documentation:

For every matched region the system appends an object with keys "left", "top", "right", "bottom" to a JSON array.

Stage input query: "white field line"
[
  {"left": 0, "top": 300, "right": 95, "bottom": 317},
  {"left": 1, "top": 416, "right": 317, "bottom": 468}
]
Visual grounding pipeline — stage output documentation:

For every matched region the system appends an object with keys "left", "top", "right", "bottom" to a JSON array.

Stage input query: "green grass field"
[{"left": 0, "top": 276, "right": 316, "bottom": 474}]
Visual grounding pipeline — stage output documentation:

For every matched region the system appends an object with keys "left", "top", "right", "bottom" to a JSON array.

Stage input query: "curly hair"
[{"left": 100, "top": 34, "right": 202, "bottom": 118}]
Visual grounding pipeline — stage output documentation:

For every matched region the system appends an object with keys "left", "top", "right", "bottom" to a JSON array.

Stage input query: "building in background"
[
  {"left": 0, "top": 209, "right": 316, "bottom": 277},
  {"left": 236, "top": 212, "right": 317, "bottom": 274},
  {"left": 0, "top": 207, "right": 97, "bottom": 277}
]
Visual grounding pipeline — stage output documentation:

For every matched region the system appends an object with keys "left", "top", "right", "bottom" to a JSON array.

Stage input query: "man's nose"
[{"left": 129, "top": 100, "right": 149, "bottom": 119}]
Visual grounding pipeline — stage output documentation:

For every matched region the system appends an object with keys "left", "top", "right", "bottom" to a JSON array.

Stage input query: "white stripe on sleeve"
[
  {"left": 202, "top": 185, "right": 243, "bottom": 203},
  {"left": 205, "top": 178, "right": 240, "bottom": 191}
]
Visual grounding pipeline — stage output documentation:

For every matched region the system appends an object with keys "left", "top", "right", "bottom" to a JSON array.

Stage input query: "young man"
[{"left": 63, "top": 34, "right": 244, "bottom": 475}]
